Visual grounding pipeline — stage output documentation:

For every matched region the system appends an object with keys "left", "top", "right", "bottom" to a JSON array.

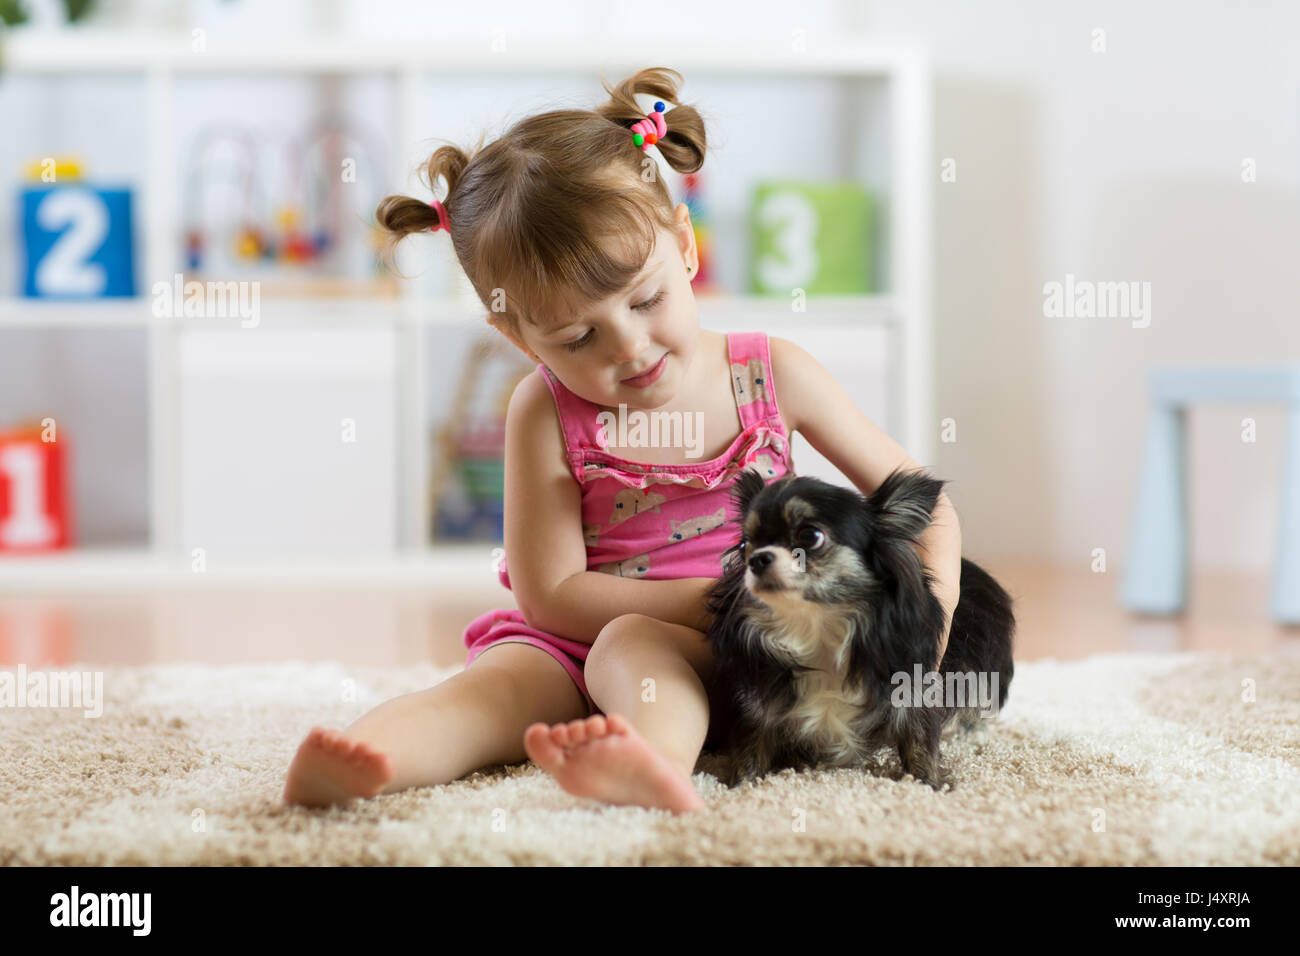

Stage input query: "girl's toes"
[
  {"left": 606, "top": 713, "right": 630, "bottom": 735},
  {"left": 567, "top": 719, "right": 590, "bottom": 746},
  {"left": 524, "top": 724, "right": 564, "bottom": 765},
  {"left": 586, "top": 715, "right": 607, "bottom": 737}
]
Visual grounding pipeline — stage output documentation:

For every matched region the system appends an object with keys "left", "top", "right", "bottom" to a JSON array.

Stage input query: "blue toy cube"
[{"left": 21, "top": 185, "right": 136, "bottom": 298}]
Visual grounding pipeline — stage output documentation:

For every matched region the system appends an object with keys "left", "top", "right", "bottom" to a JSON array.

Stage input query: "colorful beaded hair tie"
[
  {"left": 428, "top": 199, "right": 450, "bottom": 234},
  {"left": 631, "top": 101, "right": 667, "bottom": 151}
]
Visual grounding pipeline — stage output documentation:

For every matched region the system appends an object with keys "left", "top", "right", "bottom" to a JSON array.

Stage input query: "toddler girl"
[{"left": 283, "top": 66, "right": 962, "bottom": 814}]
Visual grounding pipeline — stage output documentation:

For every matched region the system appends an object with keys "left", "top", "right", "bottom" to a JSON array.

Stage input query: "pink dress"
[{"left": 462, "top": 331, "right": 794, "bottom": 715}]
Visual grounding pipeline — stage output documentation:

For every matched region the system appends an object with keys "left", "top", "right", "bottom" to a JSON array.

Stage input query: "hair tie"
[
  {"left": 429, "top": 199, "right": 450, "bottom": 233},
  {"left": 631, "top": 101, "right": 667, "bottom": 151}
]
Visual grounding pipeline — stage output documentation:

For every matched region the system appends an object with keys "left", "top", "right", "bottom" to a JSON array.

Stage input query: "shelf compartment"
[{"left": 0, "top": 327, "right": 151, "bottom": 549}]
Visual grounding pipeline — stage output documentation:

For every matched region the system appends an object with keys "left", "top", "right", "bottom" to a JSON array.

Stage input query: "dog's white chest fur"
[{"left": 761, "top": 600, "right": 872, "bottom": 763}]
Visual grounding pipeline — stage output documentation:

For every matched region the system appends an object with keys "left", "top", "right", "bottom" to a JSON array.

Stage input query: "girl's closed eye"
[
  {"left": 564, "top": 329, "right": 595, "bottom": 353},
  {"left": 635, "top": 288, "right": 666, "bottom": 312},
  {"left": 563, "top": 288, "right": 667, "bottom": 353}
]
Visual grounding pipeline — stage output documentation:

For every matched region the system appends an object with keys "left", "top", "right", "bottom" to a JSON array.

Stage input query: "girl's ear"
[
  {"left": 489, "top": 315, "right": 540, "bottom": 364},
  {"left": 673, "top": 204, "right": 698, "bottom": 272}
]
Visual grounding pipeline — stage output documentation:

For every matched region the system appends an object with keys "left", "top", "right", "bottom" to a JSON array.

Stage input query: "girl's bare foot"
[
  {"left": 523, "top": 713, "right": 706, "bottom": 814},
  {"left": 283, "top": 727, "right": 395, "bottom": 807}
]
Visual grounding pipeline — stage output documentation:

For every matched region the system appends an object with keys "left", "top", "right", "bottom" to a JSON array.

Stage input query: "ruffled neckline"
[{"left": 574, "top": 417, "right": 788, "bottom": 490}]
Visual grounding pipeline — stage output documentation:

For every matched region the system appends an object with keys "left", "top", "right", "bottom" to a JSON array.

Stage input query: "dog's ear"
[
  {"left": 867, "top": 468, "right": 947, "bottom": 543},
  {"left": 730, "top": 466, "right": 769, "bottom": 517}
]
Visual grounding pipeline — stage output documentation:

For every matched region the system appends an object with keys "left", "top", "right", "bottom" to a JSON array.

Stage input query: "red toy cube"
[{"left": 0, "top": 425, "right": 72, "bottom": 552}]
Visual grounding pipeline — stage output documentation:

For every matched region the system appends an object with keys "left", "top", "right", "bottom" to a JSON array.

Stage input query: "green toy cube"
[
  {"left": 457, "top": 457, "right": 505, "bottom": 500},
  {"left": 749, "top": 181, "right": 873, "bottom": 295}
]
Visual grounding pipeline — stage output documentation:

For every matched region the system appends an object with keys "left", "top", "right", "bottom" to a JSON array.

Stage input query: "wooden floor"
[{"left": 0, "top": 562, "right": 1296, "bottom": 669}]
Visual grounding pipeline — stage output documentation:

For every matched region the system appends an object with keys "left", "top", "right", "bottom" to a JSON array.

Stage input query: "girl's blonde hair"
[{"left": 374, "top": 67, "right": 707, "bottom": 342}]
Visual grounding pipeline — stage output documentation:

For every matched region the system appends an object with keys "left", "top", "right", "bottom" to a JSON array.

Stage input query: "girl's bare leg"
[
  {"left": 523, "top": 614, "right": 713, "bottom": 814},
  {"left": 284, "top": 641, "right": 589, "bottom": 807}
]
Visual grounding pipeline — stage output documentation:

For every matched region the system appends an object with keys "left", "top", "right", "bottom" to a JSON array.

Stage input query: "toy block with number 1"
[{"left": 0, "top": 425, "right": 73, "bottom": 552}]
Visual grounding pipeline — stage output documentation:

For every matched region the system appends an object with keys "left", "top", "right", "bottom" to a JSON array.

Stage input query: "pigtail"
[
  {"left": 374, "top": 134, "right": 481, "bottom": 272},
  {"left": 597, "top": 67, "right": 706, "bottom": 174}
]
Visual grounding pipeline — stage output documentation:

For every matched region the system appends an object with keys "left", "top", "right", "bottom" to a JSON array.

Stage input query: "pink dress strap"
[{"left": 726, "top": 330, "right": 781, "bottom": 430}]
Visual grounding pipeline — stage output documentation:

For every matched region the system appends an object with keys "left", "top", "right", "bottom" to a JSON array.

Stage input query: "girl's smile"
[{"left": 620, "top": 352, "right": 668, "bottom": 388}]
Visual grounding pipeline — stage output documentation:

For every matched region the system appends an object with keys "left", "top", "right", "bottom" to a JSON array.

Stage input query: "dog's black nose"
[{"left": 748, "top": 550, "right": 774, "bottom": 575}]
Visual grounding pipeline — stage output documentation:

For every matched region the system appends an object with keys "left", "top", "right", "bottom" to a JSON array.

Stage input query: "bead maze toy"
[{"left": 180, "top": 113, "right": 396, "bottom": 297}]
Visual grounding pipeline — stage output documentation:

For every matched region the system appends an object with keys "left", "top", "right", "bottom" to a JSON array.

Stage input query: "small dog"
[{"left": 702, "top": 467, "right": 1015, "bottom": 789}]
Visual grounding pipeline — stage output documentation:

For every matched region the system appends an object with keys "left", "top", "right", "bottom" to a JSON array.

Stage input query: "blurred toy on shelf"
[
  {"left": 682, "top": 172, "right": 718, "bottom": 294},
  {"left": 0, "top": 420, "right": 73, "bottom": 553},
  {"left": 180, "top": 127, "right": 262, "bottom": 273},
  {"left": 180, "top": 113, "right": 396, "bottom": 297},
  {"left": 749, "top": 180, "right": 874, "bottom": 295},
  {"left": 430, "top": 335, "right": 532, "bottom": 543},
  {"left": 19, "top": 155, "right": 137, "bottom": 299}
]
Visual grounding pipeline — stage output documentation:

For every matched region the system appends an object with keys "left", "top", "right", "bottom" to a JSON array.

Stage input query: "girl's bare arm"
[
  {"left": 771, "top": 336, "right": 962, "bottom": 664},
  {"left": 501, "top": 369, "right": 715, "bottom": 644}
]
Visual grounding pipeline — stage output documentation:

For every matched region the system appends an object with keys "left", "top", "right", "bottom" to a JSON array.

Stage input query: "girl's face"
[{"left": 501, "top": 205, "right": 700, "bottom": 411}]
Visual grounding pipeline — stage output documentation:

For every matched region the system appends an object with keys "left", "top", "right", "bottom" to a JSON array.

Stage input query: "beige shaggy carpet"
[{"left": 3, "top": 646, "right": 1300, "bottom": 866}]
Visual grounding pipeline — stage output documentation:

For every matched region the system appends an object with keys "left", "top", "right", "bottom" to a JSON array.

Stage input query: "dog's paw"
[{"left": 726, "top": 759, "right": 767, "bottom": 788}]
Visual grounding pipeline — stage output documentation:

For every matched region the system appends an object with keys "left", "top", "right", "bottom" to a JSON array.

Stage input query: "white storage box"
[{"left": 178, "top": 328, "right": 398, "bottom": 560}]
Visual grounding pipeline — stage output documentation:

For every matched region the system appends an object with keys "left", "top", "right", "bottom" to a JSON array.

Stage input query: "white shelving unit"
[{"left": 0, "top": 30, "right": 932, "bottom": 590}]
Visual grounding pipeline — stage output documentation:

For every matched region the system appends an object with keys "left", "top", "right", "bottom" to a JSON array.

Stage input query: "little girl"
[{"left": 283, "top": 66, "right": 963, "bottom": 814}]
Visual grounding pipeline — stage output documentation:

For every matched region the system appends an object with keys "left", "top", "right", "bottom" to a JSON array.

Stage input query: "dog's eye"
[{"left": 797, "top": 527, "right": 826, "bottom": 550}]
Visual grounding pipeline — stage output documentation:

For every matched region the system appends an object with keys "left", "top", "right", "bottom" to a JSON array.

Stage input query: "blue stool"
[{"left": 1122, "top": 365, "right": 1300, "bottom": 624}]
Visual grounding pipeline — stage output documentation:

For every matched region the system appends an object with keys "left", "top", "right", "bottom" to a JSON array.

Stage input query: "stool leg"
[
  {"left": 1273, "top": 406, "right": 1300, "bottom": 624},
  {"left": 1123, "top": 403, "right": 1188, "bottom": 614}
]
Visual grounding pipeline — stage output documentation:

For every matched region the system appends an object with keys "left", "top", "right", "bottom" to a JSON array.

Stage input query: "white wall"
[{"left": 845, "top": 0, "right": 1300, "bottom": 572}]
